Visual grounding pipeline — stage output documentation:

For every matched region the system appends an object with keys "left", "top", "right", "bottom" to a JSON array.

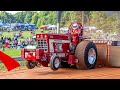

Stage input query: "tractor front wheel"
[
  {"left": 26, "top": 61, "right": 37, "bottom": 69},
  {"left": 75, "top": 41, "right": 97, "bottom": 70},
  {"left": 50, "top": 55, "right": 61, "bottom": 71}
]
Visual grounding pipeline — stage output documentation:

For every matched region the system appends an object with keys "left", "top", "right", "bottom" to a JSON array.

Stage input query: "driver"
[
  {"left": 70, "top": 22, "right": 83, "bottom": 45},
  {"left": 72, "top": 23, "right": 80, "bottom": 36}
]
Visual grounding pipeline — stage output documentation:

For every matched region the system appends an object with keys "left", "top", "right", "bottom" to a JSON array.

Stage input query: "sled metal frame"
[{"left": 85, "top": 39, "right": 112, "bottom": 67}]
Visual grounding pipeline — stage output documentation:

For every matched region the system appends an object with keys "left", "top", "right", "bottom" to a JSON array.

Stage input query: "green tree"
[
  {"left": 36, "top": 11, "right": 57, "bottom": 27},
  {"left": 24, "top": 11, "right": 33, "bottom": 23},
  {"left": 14, "top": 11, "right": 25, "bottom": 23},
  {"left": 89, "top": 11, "right": 120, "bottom": 33},
  {"left": 0, "top": 11, "right": 10, "bottom": 23},
  {"left": 30, "top": 12, "right": 38, "bottom": 24},
  {"left": 90, "top": 11, "right": 107, "bottom": 31}
]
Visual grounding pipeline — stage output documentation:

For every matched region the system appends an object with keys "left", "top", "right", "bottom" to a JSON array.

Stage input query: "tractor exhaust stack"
[{"left": 57, "top": 11, "right": 63, "bottom": 34}]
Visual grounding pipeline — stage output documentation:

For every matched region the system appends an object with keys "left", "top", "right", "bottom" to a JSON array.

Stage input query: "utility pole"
[
  {"left": 57, "top": 11, "right": 60, "bottom": 34},
  {"left": 2, "top": 16, "right": 4, "bottom": 23},
  {"left": 10, "top": 18, "right": 11, "bottom": 28},
  {"left": 81, "top": 11, "right": 84, "bottom": 26},
  {"left": 84, "top": 14, "right": 90, "bottom": 26}
]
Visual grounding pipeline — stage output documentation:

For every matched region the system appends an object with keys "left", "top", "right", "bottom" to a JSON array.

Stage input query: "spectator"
[
  {"left": 30, "top": 31, "right": 33, "bottom": 35},
  {"left": 5, "top": 39, "right": 9, "bottom": 48},
  {"left": 17, "top": 40, "right": 21, "bottom": 49},
  {"left": 8, "top": 37, "right": 11, "bottom": 41},
  {"left": 19, "top": 31, "right": 23, "bottom": 37},
  {"left": 22, "top": 41, "right": 25, "bottom": 47},
  {"left": 14, "top": 39, "right": 18, "bottom": 49},
  {"left": 20, "top": 40, "right": 23, "bottom": 48},
  {"left": 0, "top": 39, "right": 2, "bottom": 48},
  {"left": 25, "top": 39, "right": 28, "bottom": 46},
  {"left": 7, "top": 28, "right": 10, "bottom": 32}
]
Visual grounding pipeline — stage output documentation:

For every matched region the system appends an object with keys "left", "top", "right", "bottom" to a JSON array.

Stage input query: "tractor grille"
[{"left": 38, "top": 40, "right": 48, "bottom": 52}]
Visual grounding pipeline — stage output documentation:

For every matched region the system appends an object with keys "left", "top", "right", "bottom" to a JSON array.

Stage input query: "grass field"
[
  {"left": 1, "top": 29, "right": 53, "bottom": 41},
  {"left": 0, "top": 60, "right": 27, "bottom": 72},
  {"left": 2, "top": 29, "right": 40, "bottom": 41},
  {"left": 0, "top": 48, "right": 21, "bottom": 57}
]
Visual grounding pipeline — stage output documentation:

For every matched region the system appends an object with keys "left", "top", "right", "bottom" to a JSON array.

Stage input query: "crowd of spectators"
[{"left": 0, "top": 31, "right": 36, "bottom": 51}]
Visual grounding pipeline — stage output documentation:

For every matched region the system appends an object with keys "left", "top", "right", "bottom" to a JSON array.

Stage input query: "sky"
[
  {"left": 6, "top": 11, "right": 39, "bottom": 14},
  {"left": 6, "top": 11, "right": 22, "bottom": 14}
]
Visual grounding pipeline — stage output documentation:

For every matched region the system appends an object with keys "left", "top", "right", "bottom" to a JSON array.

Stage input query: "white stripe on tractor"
[
  {"left": 49, "top": 39, "right": 70, "bottom": 52},
  {"left": 52, "top": 53, "right": 65, "bottom": 57},
  {"left": 57, "top": 53, "right": 65, "bottom": 57}
]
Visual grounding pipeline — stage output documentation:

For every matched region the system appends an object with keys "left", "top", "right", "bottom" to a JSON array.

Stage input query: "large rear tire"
[{"left": 75, "top": 40, "right": 97, "bottom": 70}]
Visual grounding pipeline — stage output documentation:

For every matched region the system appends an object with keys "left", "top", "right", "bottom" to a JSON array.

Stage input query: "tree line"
[{"left": 0, "top": 11, "right": 120, "bottom": 33}]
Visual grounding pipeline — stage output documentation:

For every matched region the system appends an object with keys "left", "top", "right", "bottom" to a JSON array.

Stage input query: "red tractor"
[{"left": 21, "top": 22, "right": 97, "bottom": 71}]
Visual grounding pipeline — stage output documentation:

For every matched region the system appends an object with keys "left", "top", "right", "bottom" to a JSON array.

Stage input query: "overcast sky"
[
  {"left": 6, "top": 11, "right": 22, "bottom": 14},
  {"left": 6, "top": 11, "right": 39, "bottom": 14}
]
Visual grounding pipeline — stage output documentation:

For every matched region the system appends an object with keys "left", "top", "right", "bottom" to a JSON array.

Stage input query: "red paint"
[
  {"left": 26, "top": 56, "right": 36, "bottom": 60},
  {"left": 0, "top": 51, "right": 20, "bottom": 71},
  {"left": 36, "top": 49, "right": 44, "bottom": 59},
  {"left": 25, "top": 52, "right": 36, "bottom": 60},
  {"left": 22, "top": 22, "right": 84, "bottom": 69},
  {"left": 21, "top": 48, "right": 25, "bottom": 58},
  {"left": 72, "top": 36, "right": 78, "bottom": 45},
  {"left": 36, "top": 59, "right": 48, "bottom": 67},
  {"left": 62, "top": 43, "right": 69, "bottom": 52},
  {"left": 36, "top": 33, "right": 69, "bottom": 40},
  {"left": 68, "top": 55, "right": 76, "bottom": 64},
  {"left": 5, "top": 42, "right": 9, "bottom": 48}
]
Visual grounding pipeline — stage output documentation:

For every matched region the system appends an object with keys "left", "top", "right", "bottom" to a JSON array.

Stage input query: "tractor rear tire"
[
  {"left": 75, "top": 40, "right": 97, "bottom": 70},
  {"left": 26, "top": 61, "right": 36, "bottom": 69},
  {"left": 50, "top": 55, "right": 61, "bottom": 71}
]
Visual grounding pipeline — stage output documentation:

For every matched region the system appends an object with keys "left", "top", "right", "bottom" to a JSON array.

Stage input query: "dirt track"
[{"left": 1, "top": 66, "right": 120, "bottom": 79}]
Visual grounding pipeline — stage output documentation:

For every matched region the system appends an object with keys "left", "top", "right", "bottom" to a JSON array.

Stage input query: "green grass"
[
  {"left": 0, "top": 48, "right": 21, "bottom": 57},
  {"left": 2, "top": 30, "right": 34, "bottom": 41},
  {"left": 0, "top": 61, "right": 27, "bottom": 71},
  {"left": 1, "top": 29, "right": 50, "bottom": 41}
]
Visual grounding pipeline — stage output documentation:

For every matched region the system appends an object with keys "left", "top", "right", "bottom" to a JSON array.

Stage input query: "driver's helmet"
[{"left": 72, "top": 23, "right": 78, "bottom": 30}]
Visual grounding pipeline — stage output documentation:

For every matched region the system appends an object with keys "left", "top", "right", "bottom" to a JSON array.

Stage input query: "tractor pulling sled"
[{"left": 21, "top": 22, "right": 97, "bottom": 71}]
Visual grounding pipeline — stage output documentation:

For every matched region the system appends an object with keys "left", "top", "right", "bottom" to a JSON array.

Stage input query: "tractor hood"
[{"left": 36, "top": 33, "right": 71, "bottom": 40}]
